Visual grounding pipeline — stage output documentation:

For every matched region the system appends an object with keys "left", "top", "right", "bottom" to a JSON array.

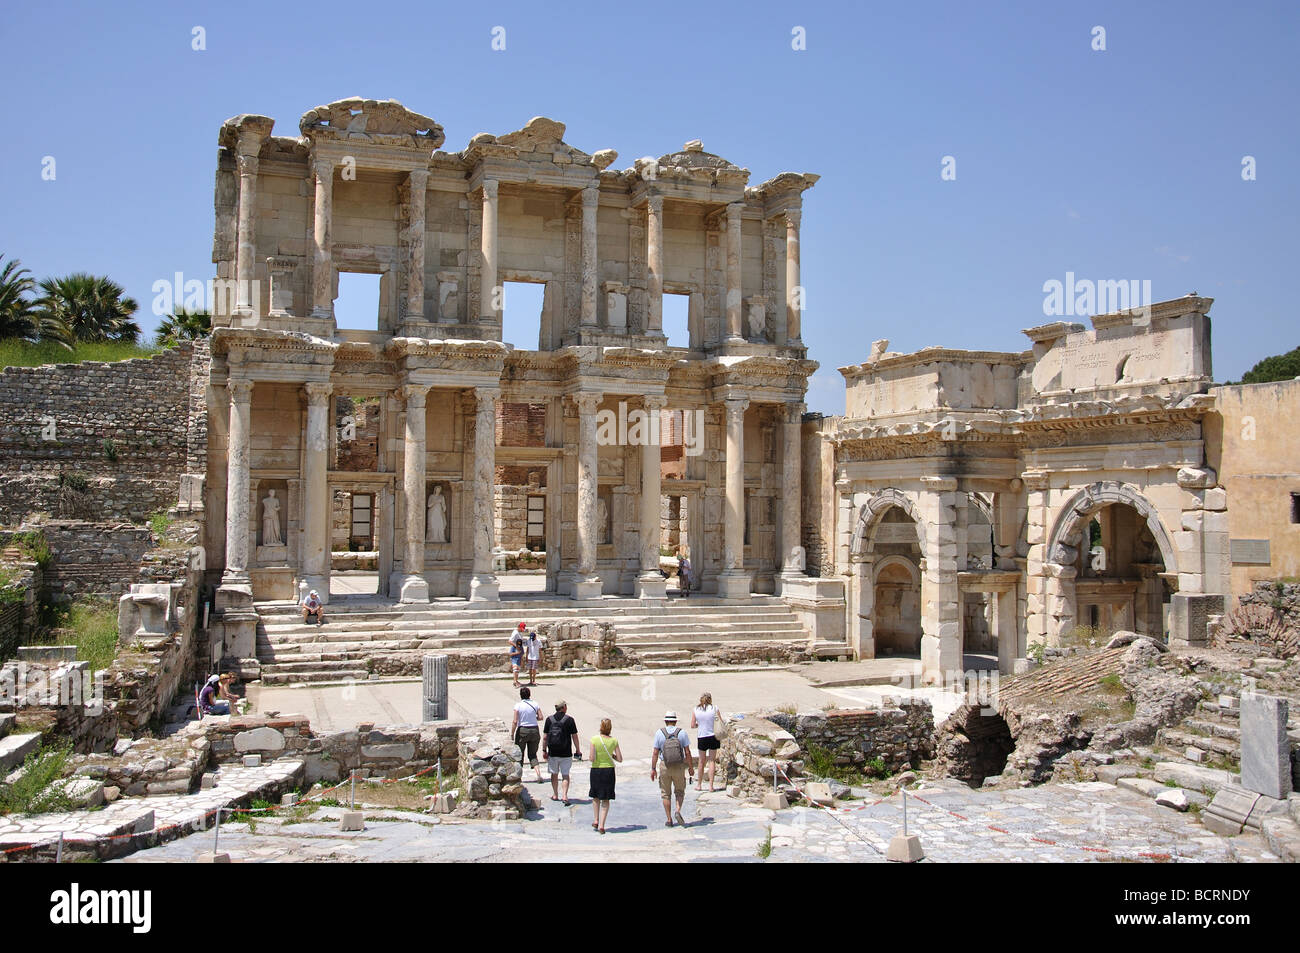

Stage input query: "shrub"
[{"left": 0, "top": 743, "right": 74, "bottom": 815}]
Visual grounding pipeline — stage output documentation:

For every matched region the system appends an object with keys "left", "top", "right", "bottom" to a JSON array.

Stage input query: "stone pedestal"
[
  {"left": 887, "top": 833, "right": 924, "bottom": 863},
  {"left": 1241, "top": 694, "right": 1292, "bottom": 799},
  {"left": 1169, "top": 592, "right": 1224, "bottom": 647}
]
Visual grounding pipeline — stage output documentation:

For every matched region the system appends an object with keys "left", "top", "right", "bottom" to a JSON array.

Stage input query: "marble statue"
[
  {"left": 427, "top": 485, "right": 448, "bottom": 543},
  {"left": 262, "top": 489, "right": 283, "bottom": 546}
]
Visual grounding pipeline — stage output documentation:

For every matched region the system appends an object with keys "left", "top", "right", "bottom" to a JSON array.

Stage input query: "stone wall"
[
  {"left": 13, "top": 522, "right": 155, "bottom": 603},
  {"left": 0, "top": 343, "right": 209, "bottom": 525},
  {"left": 719, "top": 714, "right": 803, "bottom": 799},
  {"left": 456, "top": 720, "right": 528, "bottom": 819},
  {"left": 768, "top": 703, "right": 934, "bottom": 774},
  {"left": 0, "top": 563, "right": 42, "bottom": 663}
]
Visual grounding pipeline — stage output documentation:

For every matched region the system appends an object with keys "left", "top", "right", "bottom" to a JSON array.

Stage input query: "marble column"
[
  {"left": 405, "top": 168, "right": 429, "bottom": 324},
  {"left": 222, "top": 378, "right": 254, "bottom": 582},
  {"left": 725, "top": 202, "right": 744, "bottom": 343},
  {"left": 399, "top": 383, "right": 430, "bottom": 603},
  {"left": 646, "top": 194, "right": 664, "bottom": 334},
  {"left": 234, "top": 151, "right": 261, "bottom": 318},
  {"left": 300, "top": 382, "right": 332, "bottom": 601},
  {"left": 469, "top": 387, "right": 500, "bottom": 601},
  {"left": 777, "top": 402, "right": 805, "bottom": 592},
  {"left": 580, "top": 185, "right": 599, "bottom": 327},
  {"left": 636, "top": 396, "right": 669, "bottom": 599},
  {"left": 572, "top": 392, "right": 604, "bottom": 599},
  {"left": 479, "top": 179, "right": 499, "bottom": 325},
  {"left": 310, "top": 156, "right": 335, "bottom": 320},
  {"left": 718, "top": 397, "right": 751, "bottom": 599},
  {"left": 785, "top": 209, "right": 802, "bottom": 345}
]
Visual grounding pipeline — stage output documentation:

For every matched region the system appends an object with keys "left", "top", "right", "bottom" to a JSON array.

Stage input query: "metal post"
[
  {"left": 213, "top": 808, "right": 222, "bottom": 854},
  {"left": 55, "top": 832, "right": 63, "bottom": 863},
  {"left": 350, "top": 769, "right": 357, "bottom": 810}
]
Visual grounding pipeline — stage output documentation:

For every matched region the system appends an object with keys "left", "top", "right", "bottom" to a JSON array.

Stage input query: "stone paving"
[
  {"left": 116, "top": 762, "right": 1279, "bottom": 863},
  {"left": 0, "top": 760, "right": 302, "bottom": 860}
]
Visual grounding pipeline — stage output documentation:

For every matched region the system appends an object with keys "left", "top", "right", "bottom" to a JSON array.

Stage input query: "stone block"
[
  {"left": 1152, "top": 761, "right": 1235, "bottom": 793},
  {"left": 234, "top": 726, "right": 285, "bottom": 753},
  {"left": 887, "top": 833, "right": 924, "bottom": 863},
  {"left": 1155, "top": 788, "right": 1190, "bottom": 811},
  {"left": 242, "top": 754, "right": 262, "bottom": 768},
  {"left": 1168, "top": 593, "right": 1224, "bottom": 647},
  {"left": 339, "top": 811, "right": 365, "bottom": 831},
  {"left": 198, "top": 852, "right": 231, "bottom": 863},
  {"left": 1202, "top": 786, "right": 1261, "bottom": 836},
  {"left": 762, "top": 791, "right": 789, "bottom": 810},
  {"left": 1240, "top": 694, "right": 1291, "bottom": 799}
]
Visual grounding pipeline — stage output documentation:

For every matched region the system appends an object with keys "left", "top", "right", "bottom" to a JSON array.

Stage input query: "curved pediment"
[{"left": 299, "top": 98, "right": 445, "bottom": 148}]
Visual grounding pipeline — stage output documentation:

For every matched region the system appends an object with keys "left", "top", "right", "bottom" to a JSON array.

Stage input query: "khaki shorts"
[{"left": 658, "top": 763, "right": 687, "bottom": 800}]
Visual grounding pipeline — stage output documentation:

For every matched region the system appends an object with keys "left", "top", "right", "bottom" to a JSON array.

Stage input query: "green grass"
[
  {"left": 148, "top": 511, "right": 172, "bottom": 539},
  {"left": 757, "top": 831, "right": 772, "bottom": 859},
  {"left": 0, "top": 339, "right": 165, "bottom": 369},
  {"left": 0, "top": 743, "right": 74, "bottom": 815},
  {"left": 52, "top": 600, "right": 119, "bottom": 672}
]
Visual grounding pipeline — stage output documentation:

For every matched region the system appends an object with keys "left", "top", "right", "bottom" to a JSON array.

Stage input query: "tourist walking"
[
  {"left": 524, "top": 628, "right": 542, "bottom": 685},
  {"left": 510, "top": 686, "right": 545, "bottom": 783},
  {"left": 691, "top": 692, "right": 722, "bottom": 791},
  {"left": 542, "top": 700, "right": 582, "bottom": 805},
  {"left": 588, "top": 717, "right": 622, "bottom": 834},
  {"left": 650, "top": 710, "right": 694, "bottom": 827},
  {"left": 509, "top": 622, "right": 526, "bottom": 687}
]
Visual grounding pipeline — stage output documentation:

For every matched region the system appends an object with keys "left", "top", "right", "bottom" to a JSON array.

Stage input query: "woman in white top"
[
  {"left": 690, "top": 692, "right": 722, "bottom": 792},
  {"left": 510, "top": 686, "right": 545, "bottom": 783}
]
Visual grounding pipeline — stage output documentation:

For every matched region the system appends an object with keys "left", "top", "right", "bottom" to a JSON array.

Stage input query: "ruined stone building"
[
  {"left": 203, "top": 97, "right": 819, "bottom": 649},
  {"left": 814, "top": 297, "right": 1231, "bottom": 679}
]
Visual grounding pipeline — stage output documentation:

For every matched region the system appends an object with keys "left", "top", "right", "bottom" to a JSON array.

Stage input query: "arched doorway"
[
  {"left": 1045, "top": 483, "right": 1177, "bottom": 642},
  {"left": 848, "top": 489, "right": 926, "bottom": 659},
  {"left": 873, "top": 556, "right": 921, "bottom": 654}
]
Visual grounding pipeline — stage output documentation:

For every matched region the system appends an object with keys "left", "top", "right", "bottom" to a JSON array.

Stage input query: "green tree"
[
  {"left": 155, "top": 308, "right": 212, "bottom": 346},
  {"left": 36, "top": 273, "right": 140, "bottom": 343},
  {"left": 1239, "top": 346, "right": 1300, "bottom": 385},
  {"left": 0, "top": 256, "right": 71, "bottom": 345}
]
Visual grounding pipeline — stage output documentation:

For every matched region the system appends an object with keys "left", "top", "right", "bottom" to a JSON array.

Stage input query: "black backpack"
[{"left": 546, "top": 716, "right": 569, "bottom": 750}]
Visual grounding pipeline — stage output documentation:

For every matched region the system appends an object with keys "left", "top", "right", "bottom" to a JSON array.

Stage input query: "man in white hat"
[
  {"left": 650, "top": 710, "right": 694, "bottom": 827},
  {"left": 301, "top": 589, "right": 325, "bottom": 626}
]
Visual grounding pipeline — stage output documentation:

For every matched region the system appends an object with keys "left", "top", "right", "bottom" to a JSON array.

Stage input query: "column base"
[
  {"left": 399, "top": 575, "right": 430, "bottom": 604},
  {"left": 571, "top": 576, "right": 603, "bottom": 600},
  {"left": 469, "top": 573, "right": 500, "bottom": 602},
  {"left": 716, "top": 571, "right": 752, "bottom": 600},
  {"left": 300, "top": 574, "right": 330, "bottom": 605},
  {"left": 635, "top": 572, "right": 668, "bottom": 600}
]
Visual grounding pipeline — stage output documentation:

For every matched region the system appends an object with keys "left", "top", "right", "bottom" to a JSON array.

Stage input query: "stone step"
[
  {"left": 1184, "top": 719, "right": 1242, "bottom": 742},
  {"left": 811, "top": 641, "right": 851, "bottom": 658},
  {"left": 0, "top": 732, "right": 42, "bottom": 773},
  {"left": 254, "top": 596, "right": 788, "bottom": 618},
  {"left": 260, "top": 668, "right": 369, "bottom": 686},
  {"left": 258, "top": 613, "right": 805, "bottom": 637},
  {"left": 1158, "top": 728, "right": 1240, "bottom": 762}
]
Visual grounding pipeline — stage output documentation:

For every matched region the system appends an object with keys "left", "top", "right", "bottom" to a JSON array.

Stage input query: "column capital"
[
  {"left": 785, "top": 208, "right": 802, "bottom": 230},
  {"left": 481, "top": 178, "right": 499, "bottom": 199},
  {"left": 474, "top": 386, "right": 501, "bottom": 412},
  {"left": 227, "top": 378, "right": 254, "bottom": 404},
  {"left": 642, "top": 394, "right": 669, "bottom": 412},
  {"left": 581, "top": 183, "right": 600, "bottom": 208},
  {"left": 236, "top": 153, "right": 260, "bottom": 178},
  {"left": 401, "top": 382, "right": 429, "bottom": 409},
  {"left": 570, "top": 391, "right": 603, "bottom": 415},
  {"left": 407, "top": 167, "right": 429, "bottom": 188},
  {"left": 303, "top": 381, "right": 333, "bottom": 406},
  {"left": 784, "top": 401, "right": 807, "bottom": 424},
  {"left": 646, "top": 192, "right": 664, "bottom": 213},
  {"left": 723, "top": 397, "right": 750, "bottom": 421},
  {"left": 311, "top": 154, "right": 335, "bottom": 177}
]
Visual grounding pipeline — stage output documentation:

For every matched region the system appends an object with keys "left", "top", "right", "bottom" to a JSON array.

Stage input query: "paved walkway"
[{"left": 117, "top": 769, "right": 1279, "bottom": 863}]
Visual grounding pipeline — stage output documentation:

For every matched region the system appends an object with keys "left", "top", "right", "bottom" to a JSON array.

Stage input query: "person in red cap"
[{"left": 509, "top": 622, "right": 526, "bottom": 687}]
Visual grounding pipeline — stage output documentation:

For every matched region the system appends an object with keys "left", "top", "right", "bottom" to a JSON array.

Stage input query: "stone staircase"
[
  {"left": 1156, "top": 691, "right": 1300, "bottom": 771},
  {"left": 253, "top": 596, "right": 816, "bottom": 684}
]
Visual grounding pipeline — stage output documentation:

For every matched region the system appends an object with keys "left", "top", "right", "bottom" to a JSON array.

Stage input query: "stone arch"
[
  {"left": 1045, "top": 481, "right": 1178, "bottom": 575},
  {"left": 851, "top": 487, "right": 926, "bottom": 558},
  {"left": 872, "top": 553, "right": 920, "bottom": 586}
]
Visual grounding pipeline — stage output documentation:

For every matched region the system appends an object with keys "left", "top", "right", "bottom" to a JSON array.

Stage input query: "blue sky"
[{"left": 2, "top": 0, "right": 1296, "bottom": 411}]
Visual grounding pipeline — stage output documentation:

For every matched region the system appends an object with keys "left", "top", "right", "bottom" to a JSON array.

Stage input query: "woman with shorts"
[
  {"left": 691, "top": 692, "right": 722, "bottom": 791},
  {"left": 588, "top": 718, "right": 623, "bottom": 834}
]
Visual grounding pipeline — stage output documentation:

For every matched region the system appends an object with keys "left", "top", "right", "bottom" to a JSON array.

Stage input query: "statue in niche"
[
  {"left": 261, "top": 489, "right": 283, "bottom": 546},
  {"left": 426, "top": 485, "right": 449, "bottom": 543},
  {"left": 747, "top": 301, "right": 766, "bottom": 340},
  {"left": 597, "top": 497, "right": 609, "bottom": 545}
]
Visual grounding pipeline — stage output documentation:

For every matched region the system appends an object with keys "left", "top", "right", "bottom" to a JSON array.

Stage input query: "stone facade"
[
  {"left": 204, "top": 98, "right": 817, "bottom": 642},
  {"left": 824, "top": 297, "right": 1230, "bottom": 680}
]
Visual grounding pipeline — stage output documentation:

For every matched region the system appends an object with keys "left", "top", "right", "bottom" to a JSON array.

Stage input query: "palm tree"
[
  {"left": 155, "top": 308, "right": 212, "bottom": 346},
  {"left": 36, "top": 274, "right": 140, "bottom": 343},
  {"left": 0, "top": 256, "right": 72, "bottom": 345}
]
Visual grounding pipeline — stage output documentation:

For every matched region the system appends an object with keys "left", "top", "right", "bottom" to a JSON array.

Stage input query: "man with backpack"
[
  {"left": 541, "top": 700, "right": 582, "bottom": 805},
  {"left": 650, "top": 710, "right": 695, "bottom": 827}
]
